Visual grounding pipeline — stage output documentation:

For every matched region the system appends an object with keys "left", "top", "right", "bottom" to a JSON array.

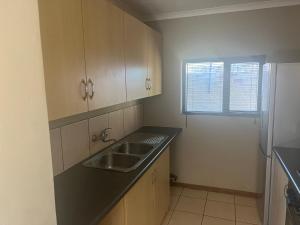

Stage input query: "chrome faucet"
[{"left": 92, "top": 128, "right": 117, "bottom": 143}]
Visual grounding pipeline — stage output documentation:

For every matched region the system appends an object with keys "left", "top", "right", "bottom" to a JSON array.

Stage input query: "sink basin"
[
  {"left": 83, "top": 133, "right": 169, "bottom": 172},
  {"left": 113, "top": 142, "right": 153, "bottom": 155},
  {"left": 84, "top": 153, "right": 141, "bottom": 172}
]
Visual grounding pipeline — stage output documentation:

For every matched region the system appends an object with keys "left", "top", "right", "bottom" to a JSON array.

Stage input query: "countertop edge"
[{"left": 273, "top": 148, "right": 300, "bottom": 195}]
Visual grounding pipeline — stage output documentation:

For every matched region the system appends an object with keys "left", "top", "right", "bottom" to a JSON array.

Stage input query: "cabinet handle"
[
  {"left": 145, "top": 78, "right": 149, "bottom": 90},
  {"left": 81, "top": 79, "right": 88, "bottom": 100},
  {"left": 88, "top": 78, "right": 95, "bottom": 99},
  {"left": 145, "top": 78, "right": 151, "bottom": 90},
  {"left": 148, "top": 78, "right": 152, "bottom": 90}
]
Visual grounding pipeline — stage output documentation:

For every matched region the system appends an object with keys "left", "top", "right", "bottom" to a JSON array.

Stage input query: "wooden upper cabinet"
[
  {"left": 124, "top": 13, "right": 149, "bottom": 101},
  {"left": 147, "top": 28, "right": 163, "bottom": 97},
  {"left": 82, "top": 0, "right": 126, "bottom": 110},
  {"left": 39, "top": 0, "right": 163, "bottom": 121},
  {"left": 39, "top": 0, "right": 88, "bottom": 121}
]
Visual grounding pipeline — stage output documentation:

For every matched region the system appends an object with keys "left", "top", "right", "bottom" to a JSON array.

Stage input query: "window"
[
  {"left": 183, "top": 57, "right": 263, "bottom": 116},
  {"left": 186, "top": 62, "right": 224, "bottom": 113}
]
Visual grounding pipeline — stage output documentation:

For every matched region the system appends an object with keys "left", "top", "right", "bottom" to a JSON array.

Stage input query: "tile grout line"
[
  {"left": 200, "top": 191, "right": 208, "bottom": 225},
  {"left": 170, "top": 188, "right": 260, "bottom": 225},
  {"left": 204, "top": 199, "right": 235, "bottom": 205},
  {"left": 174, "top": 209, "right": 205, "bottom": 216},
  {"left": 201, "top": 215, "right": 237, "bottom": 223},
  {"left": 173, "top": 208, "right": 238, "bottom": 223},
  {"left": 235, "top": 195, "right": 261, "bottom": 225},
  {"left": 234, "top": 195, "right": 237, "bottom": 225},
  {"left": 166, "top": 188, "right": 184, "bottom": 225}
]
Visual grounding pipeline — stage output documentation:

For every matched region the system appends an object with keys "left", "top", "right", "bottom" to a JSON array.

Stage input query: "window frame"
[{"left": 182, "top": 56, "right": 265, "bottom": 117}]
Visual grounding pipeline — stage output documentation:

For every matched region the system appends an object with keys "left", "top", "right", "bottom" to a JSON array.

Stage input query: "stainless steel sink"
[
  {"left": 84, "top": 153, "right": 141, "bottom": 172},
  {"left": 83, "top": 133, "right": 168, "bottom": 172},
  {"left": 112, "top": 142, "right": 153, "bottom": 155}
]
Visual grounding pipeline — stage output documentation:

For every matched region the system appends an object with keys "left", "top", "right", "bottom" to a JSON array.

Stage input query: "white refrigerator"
[{"left": 260, "top": 63, "right": 300, "bottom": 225}]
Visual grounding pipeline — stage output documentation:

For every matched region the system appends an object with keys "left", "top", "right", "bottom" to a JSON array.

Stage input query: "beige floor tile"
[
  {"left": 175, "top": 196, "right": 206, "bottom": 214},
  {"left": 204, "top": 201, "right": 235, "bottom": 220},
  {"left": 162, "top": 210, "right": 173, "bottom": 225},
  {"left": 236, "top": 206, "right": 261, "bottom": 225},
  {"left": 171, "top": 186, "right": 183, "bottom": 196},
  {"left": 202, "top": 216, "right": 235, "bottom": 225},
  {"left": 182, "top": 188, "right": 207, "bottom": 199},
  {"left": 169, "top": 211, "right": 202, "bottom": 225},
  {"left": 235, "top": 196, "right": 257, "bottom": 207},
  {"left": 170, "top": 195, "right": 180, "bottom": 210},
  {"left": 207, "top": 192, "right": 234, "bottom": 203}
]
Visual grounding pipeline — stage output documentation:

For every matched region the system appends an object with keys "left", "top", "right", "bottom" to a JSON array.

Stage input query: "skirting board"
[{"left": 172, "top": 182, "right": 262, "bottom": 198}]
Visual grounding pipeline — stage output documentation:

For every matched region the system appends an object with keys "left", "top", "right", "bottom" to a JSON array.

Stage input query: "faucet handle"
[
  {"left": 101, "top": 128, "right": 112, "bottom": 141},
  {"left": 103, "top": 127, "right": 112, "bottom": 132},
  {"left": 91, "top": 128, "right": 112, "bottom": 143}
]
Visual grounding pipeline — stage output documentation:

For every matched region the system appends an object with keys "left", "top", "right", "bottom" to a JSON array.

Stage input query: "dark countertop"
[
  {"left": 273, "top": 147, "right": 300, "bottom": 195},
  {"left": 54, "top": 126, "right": 182, "bottom": 225}
]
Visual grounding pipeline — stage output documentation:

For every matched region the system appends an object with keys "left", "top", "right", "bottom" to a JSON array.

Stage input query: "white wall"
[
  {"left": 144, "top": 6, "right": 300, "bottom": 193},
  {"left": 0, "top": 0, "right": 57, "bottom": 224}
]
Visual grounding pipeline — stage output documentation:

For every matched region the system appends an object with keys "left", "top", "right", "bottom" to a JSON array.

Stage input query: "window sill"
[{"left": 182, "top": 111, "right": 260, "bottom": 118}]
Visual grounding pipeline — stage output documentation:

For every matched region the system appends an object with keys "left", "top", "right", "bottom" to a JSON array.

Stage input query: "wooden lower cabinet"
[
  {"left": 98, "top": 199, "right": 125, "bottom": 225},
  {"left": 268, "top": 154, "right": 288, "bottom": 225},
  {"left": 100, "top": 147, "right": 170, "bottom": 225},
  {"left": 124, "top": 165, "right": 156, "bottom": 225},
  {"left": 154, "top": 149, "right": 170, "bottom": 225}
]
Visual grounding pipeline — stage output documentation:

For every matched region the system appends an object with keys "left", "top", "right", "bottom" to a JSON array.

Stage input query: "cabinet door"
[
  {"left": 82, "top": 0, "right": 126, "bottom": 110},
  {"left": 124, "top": 13, "right": 148, "bottom": 101},
  {"left": 269, "top": 154, "right": 288, "bottom": 225},
  {"left": 124, "top": 167, "right": 155, "bottom": 225},
  {"left": 39, "top": 0, "right": 88, "bottom": 121},
  {"left": 99, "top": 199, "right": 125, "bottom": 225},
  {"left": 154, "top": 148, "right": 170, "bottom": 225},
  {"left": 147, "top": 28, "right": 162, "bottom": 97}
]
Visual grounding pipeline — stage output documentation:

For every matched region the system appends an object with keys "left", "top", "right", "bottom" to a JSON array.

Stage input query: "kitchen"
[{"left": 2, "top": 1, "right": 300, "bottom": 225}]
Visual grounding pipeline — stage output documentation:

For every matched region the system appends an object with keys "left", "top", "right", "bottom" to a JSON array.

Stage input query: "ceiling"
[
  {"left": 121, "top": 0, "right": 261, "bottom": 14},
  {"left": 115, "top": 0, "right": 300, "bottom": 21}
]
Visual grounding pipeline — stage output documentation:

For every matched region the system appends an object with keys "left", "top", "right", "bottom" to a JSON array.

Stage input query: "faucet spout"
[{"left": 92, "top": 128, "right": 117, "bottom": 143}]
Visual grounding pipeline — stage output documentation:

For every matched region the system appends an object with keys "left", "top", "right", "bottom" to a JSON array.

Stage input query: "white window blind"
[
  {"left": 229, "top": 62, "right": 260, "bottom": 112},
  {"left": 183, "top": 57, "right": 262, "bottom": 116},
  {"left": 186, "top": 62, "right": 224, "bottom": 112}
]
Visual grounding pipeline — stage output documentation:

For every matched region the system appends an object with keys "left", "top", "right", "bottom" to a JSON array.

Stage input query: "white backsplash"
[
  {"left": 49, "top": 128, "right": 63, "bottom": 176},
  {"left": 61, "top": 120, "right": 90, "bottom": 170},
  {"left": 49, "top": 104, "right": 144, "bottom": 176},
  {"left": 89, "top": 114, "right": 110, "bottom": 155},
  {"left": 109, "top": 109, "right": 125, "bottom": 141}
]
